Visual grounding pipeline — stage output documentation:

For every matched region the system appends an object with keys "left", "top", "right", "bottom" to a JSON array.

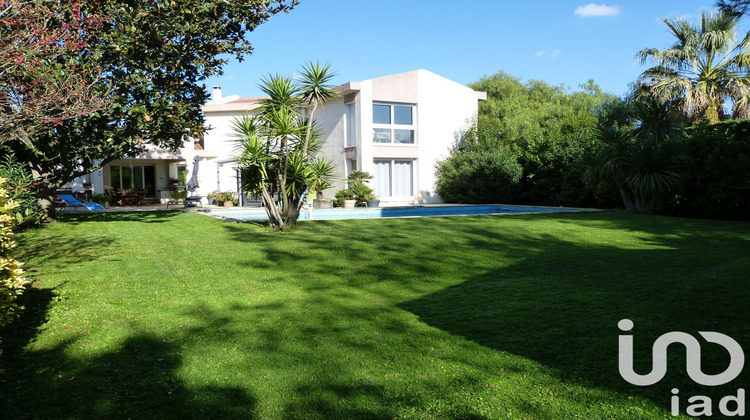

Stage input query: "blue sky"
[{"left": 205, "top": 0, "right": 747, "bottom": 99}]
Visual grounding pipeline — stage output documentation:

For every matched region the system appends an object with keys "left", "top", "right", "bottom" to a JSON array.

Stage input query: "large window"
[
  {"left": 373, "top": 159, "right": 414, "bottom": 198},
  {"left": 109, "top": 165, "right": 155, "bottom": 197},
  {"left": 373, "top": 104, "right": 415, "bottom": 144}
]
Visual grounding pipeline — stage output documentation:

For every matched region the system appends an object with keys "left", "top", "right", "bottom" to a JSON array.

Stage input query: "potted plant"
[
  {"left": 172, "top": 190, "right": 187, "bottom": 200},
  {"left": 207, "top": 190, "right": 221, "bottom": 205},
  {"left": 350, "top": 182, "right": 375, "bottom": 207},
  {"left": 309, "top": 158, "right": 336, "bottom": 208},
  {"left": 346, "top": 171, "right": 376, "bottom": 207},
  {"left": 334, "top": 189, "right": 356, "bottom": 208},
  {"left": 366, "top": 195, "right": 380, "bottom": 208},
  {"left": 219, "top": 191, "right": 236, "bottom": 207},
  {"left": 91, "top": 193, "right": 111, "bottom": 209}
]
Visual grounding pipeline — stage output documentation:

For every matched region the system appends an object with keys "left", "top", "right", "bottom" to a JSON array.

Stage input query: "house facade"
[{"left": 74, "top": 69, "right": 485, "bottom": 205}]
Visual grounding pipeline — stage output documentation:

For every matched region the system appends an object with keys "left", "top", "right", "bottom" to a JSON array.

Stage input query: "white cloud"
[
  {"left": 575, "top": 3, "right": 621, "bottom": 17},
  {"left": 536, "top": 49, "right": 563, "bottom": 58}
]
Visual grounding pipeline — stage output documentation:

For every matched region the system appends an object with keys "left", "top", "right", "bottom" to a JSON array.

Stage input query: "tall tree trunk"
[
  {"left": 635, "top": 194, "right": 655, "bottom": 214},
  {"left": 302, "top": 101, "right": 318, "bottom": 157},
  {"left": 619, "top": 186, "right": 637, "bottom": 211},
  {"left": 30, "top": 167, "right": 62, "bottom": 222}
]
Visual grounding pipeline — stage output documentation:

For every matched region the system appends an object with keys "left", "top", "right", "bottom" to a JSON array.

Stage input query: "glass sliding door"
[
  {"left": 373, "top": 161, "right": 392, "bottom": 197},
  {"left": 393, "top": 160, "right": 413, "bottom": 196},
  {"left": 109, "top": 165, "right": 155, "bottom": 195},
  {"left": 373, "top": 159, "right": 414, "bottom": 198}
]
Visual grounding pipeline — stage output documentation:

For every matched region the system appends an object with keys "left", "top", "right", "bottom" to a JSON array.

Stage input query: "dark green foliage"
[
  {"left": 436, "top": 73, "right": 614, "bottom": 206},
  {"left": 667, "top": 120, "right": 750, "bottom": 220},
  {"left": 435, "top": 145, "right": 522, "bottom": 204},
  {"left": 590, "top": 100, "right": 691, "bottom": 214},
  {"left": 0, "top": 148, "right": 44, "bottom": 229}
]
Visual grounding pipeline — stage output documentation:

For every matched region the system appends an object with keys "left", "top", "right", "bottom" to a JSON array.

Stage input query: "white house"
[{"left": 76, "top": 69, "right": 485, "bottom": 205}]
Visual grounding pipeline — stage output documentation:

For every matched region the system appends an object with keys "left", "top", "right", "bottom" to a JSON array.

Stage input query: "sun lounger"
[
  {"left": 184, "top": 196, "right": 203, "bottom": 208},
  {"left": 57, "top": 194, "right": 105, "bottom": 212}
]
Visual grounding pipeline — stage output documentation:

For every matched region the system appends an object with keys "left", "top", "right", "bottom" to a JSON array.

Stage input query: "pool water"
[{"left": 202, "top": 204, "right": 593, "bottom": 222}]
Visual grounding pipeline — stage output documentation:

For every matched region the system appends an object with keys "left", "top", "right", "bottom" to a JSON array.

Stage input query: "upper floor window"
[{"left": 373, "top": 104, "right": 415, "bottom": 144}]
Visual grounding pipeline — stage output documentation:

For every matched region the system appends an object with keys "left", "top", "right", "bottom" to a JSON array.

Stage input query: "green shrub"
[
  {"left": 435, "top": 146, "right": 522, "bottom": 204},
  {"left": 667, "top": 120, "right": 750, "bottom": 220},
  {"left": 0, "top": 178, "right": 29, "bottom": 369},
  {"left": 333, "top": 189, "right": 355, "bottom": 207},
  {"left": 171, "top": 190, "right": 188, "bottom": 200},
  {"left": 0, "top": 149, "right": 44, "bottom": 228}
]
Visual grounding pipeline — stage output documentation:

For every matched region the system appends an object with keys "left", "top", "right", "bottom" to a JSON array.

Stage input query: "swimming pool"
[{"left": 201, "top": 204, "right": 593, "bottom": 222}]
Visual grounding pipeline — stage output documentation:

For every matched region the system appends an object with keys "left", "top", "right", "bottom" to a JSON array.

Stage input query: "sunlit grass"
[{"left": 1, "top": 210, "right": 748, "bottom": 419}]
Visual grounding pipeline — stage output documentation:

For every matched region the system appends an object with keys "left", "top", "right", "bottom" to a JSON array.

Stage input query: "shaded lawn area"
[{"left": 1, "top": 210, "right": 749, "bottom": 419}]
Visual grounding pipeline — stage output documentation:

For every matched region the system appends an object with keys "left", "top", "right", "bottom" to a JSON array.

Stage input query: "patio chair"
[
  {"left": 183, "top": 196, "right": 203, "bottom": 208},
  {"left": 57, "top": 194, "right": 105, "bottom": 212}
]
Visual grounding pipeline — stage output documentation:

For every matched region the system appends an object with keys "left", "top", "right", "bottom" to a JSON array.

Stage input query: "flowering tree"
[
  {"left": 1, "top": 0, "right": 296, "bottom": 220},
  {"left": 0, "top": 0, "right": 109, "bottom": 149}
]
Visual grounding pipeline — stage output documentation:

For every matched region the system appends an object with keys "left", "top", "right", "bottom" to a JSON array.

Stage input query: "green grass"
[{"left": 1, "top": 210, "right": 749, "bottom": 419}]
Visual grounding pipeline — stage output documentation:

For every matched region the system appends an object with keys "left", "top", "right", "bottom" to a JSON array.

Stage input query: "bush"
[
  {"left": 334, "top": 171, "right": 374, "bottom": 206},
  {"left": 0, "top": 149, "right": 44, "bottom": 229},
  {"left": 435, "top": 146, "right": 522, "bottom": 203},
  {"left": 333, "top": 189, "right": 355, "bottom": 207},
  {"left": 666, "top": 120, "right": 750, "bottom": 220},
  {"left": 0, "top": 178, "right": 29, "bottom": 369}
]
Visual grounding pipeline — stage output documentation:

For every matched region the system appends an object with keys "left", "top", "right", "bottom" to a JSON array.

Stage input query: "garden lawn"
[{"left": 1, "top": 211, "right": 749, "bottom": 419}]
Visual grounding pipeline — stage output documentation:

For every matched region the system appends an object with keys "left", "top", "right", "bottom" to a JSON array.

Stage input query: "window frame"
[{"left": 372, "top": 103, "right": 416, "bottom": 145}]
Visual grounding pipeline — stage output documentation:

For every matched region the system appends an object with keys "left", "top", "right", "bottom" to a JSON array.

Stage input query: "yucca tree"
[
  {"left": 637, "top": 11, "right": 750, "bottom": 124},
  {"left": 298, "top": 61, "right": 337, "bottom": 156},
  {"left": 591, "top": 100, "right": 691, "bottom": 213},
  {"left": 235, "top": 63, "right": 337, "bottom": 230}
]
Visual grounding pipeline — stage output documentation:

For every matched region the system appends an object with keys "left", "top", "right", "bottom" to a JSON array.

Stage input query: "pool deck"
[
  {"left": 58, "top": 203, "right": 599, "bottom": 222},
  {"left": 198, "top": 203, "right": 599, "bottom": 223}
]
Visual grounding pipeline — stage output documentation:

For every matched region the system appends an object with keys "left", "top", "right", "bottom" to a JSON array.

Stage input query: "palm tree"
[
  {"left": 637, "top": 11, "right": 750, "bottom": 123},
  {"left": 591, "top": 100, "right": 691, "bottom": 213},
  {"left": 235, "top": 63, "right": 337, "bottom": 230},
  {"left": 298, "top": 61, "right": 337, "bottom": 156}
]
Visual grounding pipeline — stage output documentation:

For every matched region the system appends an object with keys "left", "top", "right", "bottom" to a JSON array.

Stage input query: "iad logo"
[{"left": 618, "top": 319, "right": 746, "bottom": 417}]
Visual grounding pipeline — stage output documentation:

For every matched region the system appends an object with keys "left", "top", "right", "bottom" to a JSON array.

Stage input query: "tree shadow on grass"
[
  {"left": 2, "top": 334, "right": 257, "bottom": 419},
  {"left": 220, "top": 211, "right": 750, "bottom": 415},
  {"left": 58, "top": 210, "right": 181, "bottom": 225},
  {"left": 1, "top": 300, "right": 258, "bottom": 419},
  {"left": 16, "top": 234, "right": 117, "bottom": 275},
  {"left": 398, "top": 216, "right": 750, "bottom": 413}
]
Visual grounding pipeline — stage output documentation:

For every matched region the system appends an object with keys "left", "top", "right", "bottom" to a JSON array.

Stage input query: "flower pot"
[
  {"left": 344, "top": 199, "right": 356, "bottom": 208},
  {"left": 366, "top": 199, "right": 380, "bottom": 208},
  {"left": 313, "top": 199, "right": 333, "bottom": 208},
  {"left": 223, "top": 201, "right": 234, "bottom": 207}
]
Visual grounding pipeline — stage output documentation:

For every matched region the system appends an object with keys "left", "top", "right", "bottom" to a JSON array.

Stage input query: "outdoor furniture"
[
  {"left": 121, "top": 189, "right": 146, "bottom": 205},
  {"left": 54, "top": 197, "right": 67, "bottom": 212},
  {"left": 184, "top": 196, "right": 202, "bottom": 208},
  {"left": 166, "top": 196, "right": 202, "bottom": 209},
  {"left": 57, "top": 194, "right": 105, "bottom": 212},
  {"left": 111, "top": 189, "right": 147, "bottom": 206}
]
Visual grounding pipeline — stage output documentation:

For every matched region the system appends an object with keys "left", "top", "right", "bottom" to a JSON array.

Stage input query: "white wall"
[
  {"left": 353, "top": 70, "right": 480, "bottom": 204},
  {"left": 314, "top": 97, "right": 350, "bottom": 196},
  {"left": 415, "top": 70, "right": 479, "bottom": 203}
]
